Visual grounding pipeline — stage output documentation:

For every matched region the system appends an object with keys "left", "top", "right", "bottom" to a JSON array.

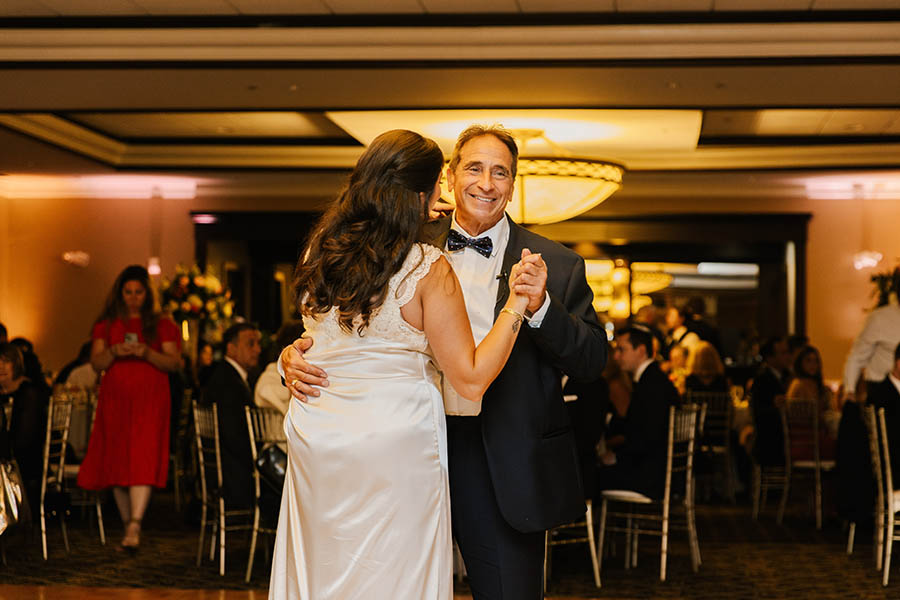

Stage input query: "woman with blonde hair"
[{"left": 685, "top": 341, "right": 728, "bottom": 395}]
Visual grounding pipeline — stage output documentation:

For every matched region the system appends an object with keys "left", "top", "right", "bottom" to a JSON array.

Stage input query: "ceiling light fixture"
[
  {"left": 509, "top": 129, "right": 623, "bottom": 224},
  {"left": 441, "top": 128, "right": 624, "bottom": 225}
]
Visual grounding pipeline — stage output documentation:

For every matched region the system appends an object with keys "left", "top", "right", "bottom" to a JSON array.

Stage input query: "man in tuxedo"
[
  {"left": 202, "top": 322, "right": 261, "bottom": 509},
  {"left": 598, "top": 325, "right": 681, "bottom": 500},
  {"left": 749, "top": 336, "right": 793, "bottom": 466},
  {"left": 868, "top": 341, "right": 900, "bottom": 487},
  {"left": 282, "top": 124, "right": 607, "bottom": 599}
]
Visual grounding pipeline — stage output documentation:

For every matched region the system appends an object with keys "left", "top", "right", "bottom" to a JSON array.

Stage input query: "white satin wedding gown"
[{"left": 269, "top": 243, "right": 452, "bottom": 600}]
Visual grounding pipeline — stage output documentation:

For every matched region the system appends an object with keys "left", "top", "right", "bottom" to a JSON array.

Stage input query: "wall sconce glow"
[
  {"left": 854, "top": 250, "right": 883, "bottom": 270},
  {"left": 0, "top": 175, "right": 198, "bottom": 199},
  {"left": 192, "top": 214, "right": 218, "bottom": 225},
  {"left": 148, "top": 257, "right": 162, "bottom": 276},
  {"left": 61, "top": 251, "right": 90, "bottom": 268}
]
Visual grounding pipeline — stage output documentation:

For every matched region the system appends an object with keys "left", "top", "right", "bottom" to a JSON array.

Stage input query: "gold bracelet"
[{"left": 500, "top": 308, "right": 524, "bottom": 322}]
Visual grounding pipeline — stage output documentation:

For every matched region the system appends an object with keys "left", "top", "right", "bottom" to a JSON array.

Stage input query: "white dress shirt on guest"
[
  {"left": 66, "top": 362, "right": 99, "bottom": 388},
  {"left": 254, "top": 361, "right": 291, "bottom": 415},
  {"left": 843, "top": 304, "right": 900, "bottom": 391}
]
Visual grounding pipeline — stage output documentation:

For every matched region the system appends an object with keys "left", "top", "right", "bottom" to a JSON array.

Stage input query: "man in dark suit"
[
  {"left": 750, "top": 336, "right": 793, "bottom": 466},
  {"left": 202, "top": 322, "right": 261, "bottom": 509},
  {"left": 598, "top": 325, "right": 681, "bottom": 500},
  {"left": 282, "top": 124, "right": 607, "bottom": 599},
  {"left": 868, "top": 341, "right": 900, "bottom": 487}
]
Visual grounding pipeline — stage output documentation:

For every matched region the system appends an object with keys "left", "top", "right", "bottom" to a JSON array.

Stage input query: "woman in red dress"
[{"left": 77, "top": 265, "right": 181, "bottom": 552}]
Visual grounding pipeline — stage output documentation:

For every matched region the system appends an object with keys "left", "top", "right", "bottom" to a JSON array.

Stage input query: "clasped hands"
[
  {"left": 282, "top": 247, "right": 548, "bottom": 401},
  {"left": 111, "top": 342, "right": 149, "bottom": 359}
]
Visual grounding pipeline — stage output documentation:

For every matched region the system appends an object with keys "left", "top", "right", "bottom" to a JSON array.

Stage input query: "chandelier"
[
  {"left": 441, "top": 128, "right": 624, "bottom": 225},
  {"left": 508, "top": 156, "right": 624, "bottom": 224}
]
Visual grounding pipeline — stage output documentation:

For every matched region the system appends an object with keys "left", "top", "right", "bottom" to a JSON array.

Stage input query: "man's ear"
[{"left": 445, "top": 165, "right": 456, "bottom": 192}]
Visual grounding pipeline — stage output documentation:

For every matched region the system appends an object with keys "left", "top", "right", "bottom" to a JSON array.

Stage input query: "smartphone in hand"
[{"left": 124, "top": 332, "right": 139, "bottom": 344}]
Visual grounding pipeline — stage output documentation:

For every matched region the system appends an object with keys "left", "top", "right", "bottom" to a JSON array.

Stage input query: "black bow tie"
[{"left": 446, "top": 229, "right": 493, "bottom": 258}]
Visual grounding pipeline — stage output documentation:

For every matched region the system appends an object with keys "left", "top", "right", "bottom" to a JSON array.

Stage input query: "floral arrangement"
[
  {"left": 158, "top": 264, "right": 235, "bottom": 343},
  {"left": 871, "top": 266, "right": 900, "bottom": 308}
]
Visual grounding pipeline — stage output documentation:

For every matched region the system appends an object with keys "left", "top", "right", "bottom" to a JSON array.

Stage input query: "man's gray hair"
[{"left": 448, "top": 124, "right": 519, "bottom": 179}]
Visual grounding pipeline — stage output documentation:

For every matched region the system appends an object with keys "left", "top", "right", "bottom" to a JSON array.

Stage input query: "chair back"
[
  {"left": 41, "top": 393, "right": 73, "bottom": 500},
  {"left": 192, "top": 400, "right": 223, "bottom": 503},
  {"left": 781, "top": 397, "right": 820, "bottom": 469},
  {"left": 878, "top": 407, "right": 894, "bottom": 496},
  {"left": 863, "top": 406, "right": 885, "bottom": 512},
  {"left": 663, "top": 404, "right": 699, "bottom": 507},
  {"left": 244, "top": 406, "right": 287, "bottom": 499},
  {"left": 687, "top": 391, "right": 732, "bottom": 443}
]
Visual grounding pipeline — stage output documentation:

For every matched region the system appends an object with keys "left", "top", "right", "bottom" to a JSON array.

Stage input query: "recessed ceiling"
[
  {"left": 69, "top": 111, "right": 350, "bottom": 139},
  {"left": 4, "top": 0, "right": 900, "bottom": 16}
]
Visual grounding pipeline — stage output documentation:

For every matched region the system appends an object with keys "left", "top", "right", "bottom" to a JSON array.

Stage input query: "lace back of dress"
[{"left": 308, "top": 243, "right": 443, "bottom": 350}]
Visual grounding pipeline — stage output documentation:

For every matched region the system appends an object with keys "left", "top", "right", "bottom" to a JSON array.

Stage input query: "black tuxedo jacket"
[
  {"left": 750, "top": 366, "right": 787, "bottom": 466},
  {"left": 202, "top": 360, "right": 254, "bottom": 508},
  {"left": 617, "top": 361, "right": 682, "bottom": 500},
  {"left": 422, "top": 215, "right": 608, "bottom": 532},
  {"left": 869, "top": 376, "right": 900, "bottom": 487}
]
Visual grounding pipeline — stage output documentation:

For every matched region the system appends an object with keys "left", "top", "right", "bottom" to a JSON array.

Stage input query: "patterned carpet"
[{"left": 0, "top": 486, "right": 895, "bottom": 599}]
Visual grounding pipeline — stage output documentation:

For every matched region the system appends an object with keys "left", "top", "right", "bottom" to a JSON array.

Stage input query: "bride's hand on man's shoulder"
[{"left": 280, "top": 337, "right": 328, "bottom": 402}]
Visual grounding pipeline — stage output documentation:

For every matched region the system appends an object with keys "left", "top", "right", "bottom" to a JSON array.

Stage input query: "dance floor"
[
  {"left": 0, "top": 587, "right": 607, "bottom": 600},
  {"left": 2, "top": 488, "right": 899, "bottom": 600}
]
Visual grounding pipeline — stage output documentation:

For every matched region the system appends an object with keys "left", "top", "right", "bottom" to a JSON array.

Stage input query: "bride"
[{"left": 268, "top": 129, "right": 530, "bottom": 599}]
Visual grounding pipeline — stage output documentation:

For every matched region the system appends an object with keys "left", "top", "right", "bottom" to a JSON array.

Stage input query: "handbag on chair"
[{"left": 256, "top": 444, "right": 287, "bottom": 493}]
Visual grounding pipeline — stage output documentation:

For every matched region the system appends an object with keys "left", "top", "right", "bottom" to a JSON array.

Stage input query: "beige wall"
[{"left": 2, "top": 186, "right": 898, "bottom": 385}]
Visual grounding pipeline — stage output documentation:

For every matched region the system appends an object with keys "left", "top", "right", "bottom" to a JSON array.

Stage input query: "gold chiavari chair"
[
  {"left": 193, "top": 400, "right": 253, "bottom": 576},
  {"left": 597, "top": 404, "right": 701, "bottom": 585},
  {"left": 780, "top": 398, "right": 835, "bottom": 529},
  {"left": 243, "top": 405, "right": 286, "bottom": 582}
]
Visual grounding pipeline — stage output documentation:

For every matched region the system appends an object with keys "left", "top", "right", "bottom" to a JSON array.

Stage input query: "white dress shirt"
[
  {"left": 254, "top": 361, "right": 291, "bottom": 415},
  {"left": 442, "top": 213, "right": 549, "bottom": 416},
  {"left": 843, "top": 304, "right": 900, "bottom": 391}
]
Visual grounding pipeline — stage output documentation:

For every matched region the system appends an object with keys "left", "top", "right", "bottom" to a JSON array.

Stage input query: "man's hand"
[
  {"left": 428, "top": 199, "right": 455, "bottom": 221},
  {"left": 280, "top": 337, "right": 329, "bottom": 401},
  {"left": 513, "top": 248, "right": 548, "bottom": 314}
]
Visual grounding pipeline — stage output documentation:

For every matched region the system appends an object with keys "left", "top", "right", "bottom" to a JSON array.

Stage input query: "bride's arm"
[{"left": 419, "top": 255, "right": 528, "bottom": 400}]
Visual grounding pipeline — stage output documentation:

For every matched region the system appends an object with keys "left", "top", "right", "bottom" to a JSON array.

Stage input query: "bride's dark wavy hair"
[{"left": 294, "top": 129, "right": 444, "bottom": 334}]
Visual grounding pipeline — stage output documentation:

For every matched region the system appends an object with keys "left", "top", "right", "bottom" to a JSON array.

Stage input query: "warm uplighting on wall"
[
  {"left": 854, "top": 250, "right": 883, "bottom": 270},
  {"left": 61, "top": 251, "right": 90, "bottom": 268}
]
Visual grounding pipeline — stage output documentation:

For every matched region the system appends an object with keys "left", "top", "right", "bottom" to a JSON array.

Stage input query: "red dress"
[{"left": 77, "top": 317, "right": 181, "bottom": 490}]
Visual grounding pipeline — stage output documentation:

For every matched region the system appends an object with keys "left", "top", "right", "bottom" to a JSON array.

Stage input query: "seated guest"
[
  {"left": 202, "top": 323, "right": 262, "bottom": 509},
  {"left": 685, "top": 341, "right": 728, "bottom": 396},
  {"left": 254, "top": 320, "right": 305, "bottom": 416},
  {"left": 562, "top": 366, "right": 610, "bottom": 500},
  {"left": 788, "top": 345, "right": 840, "bottom": 441},
  {"left": 602, "top": 354, "right": 632, "bottom": 452},
  {"left": 867, "top": 341, "right": 900, "bottom": 488},
  {"left": 667, "top": 344, "right": 689, "bottom": 395},
  {"left": 598, "top": 325, "right": 681, "bottom": 500},
  {"left": 66, "top": 360, "right": 100, "bottom": 389},
  {"left": 0, "top": 342, "right": 49, "bottom": 512},
  {"left": 53, "top": 341, "right": 92, "bottom": 386},
  {"left": 750, "top": 336, "right": 793, "bottom": 466},
  {"left": 10, "top": 337, "right": 49, "bottom": 394},
  {"left": 194, "top": 341, "right": 216, "bottom": 393}
]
